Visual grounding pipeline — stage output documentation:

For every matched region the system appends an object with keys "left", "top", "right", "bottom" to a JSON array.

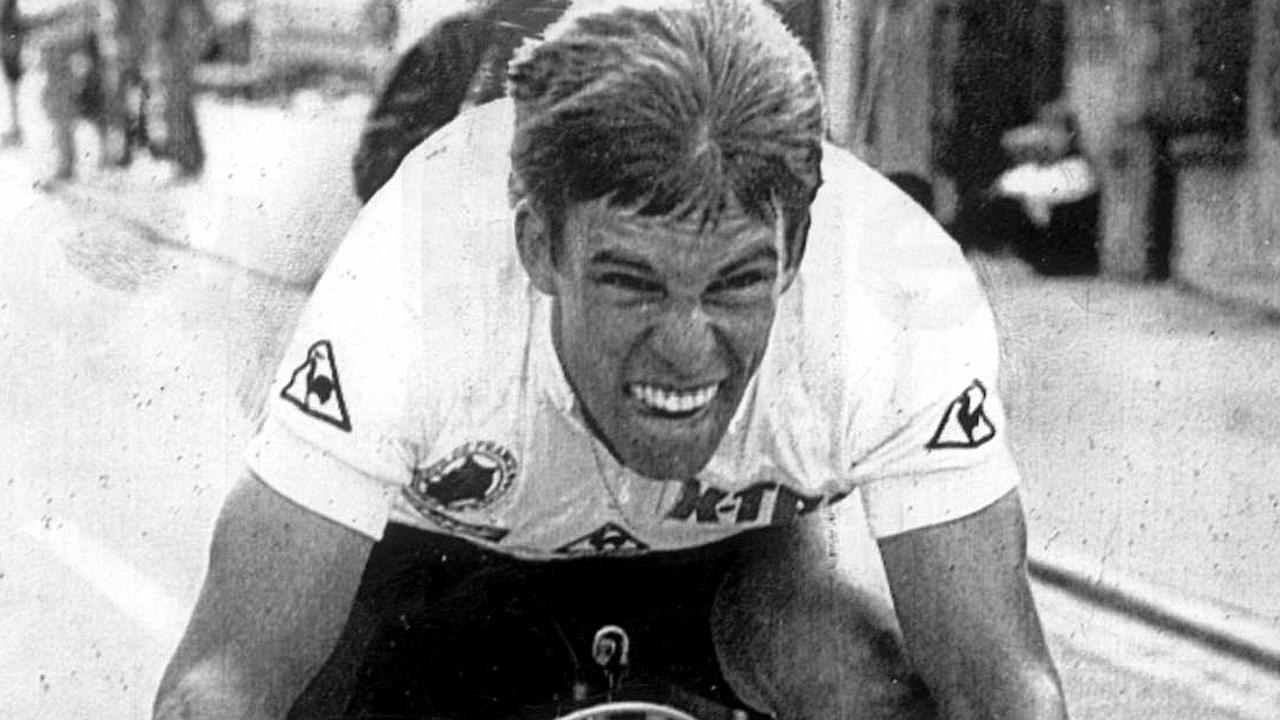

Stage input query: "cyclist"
[{"left": 155, "top": 1, "right": 1067, "bottom": 718}]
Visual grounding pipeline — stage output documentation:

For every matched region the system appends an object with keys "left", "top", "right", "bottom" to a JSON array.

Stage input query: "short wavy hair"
[{"left": 507, "top": 0, "right": 825, "bottom": 269}]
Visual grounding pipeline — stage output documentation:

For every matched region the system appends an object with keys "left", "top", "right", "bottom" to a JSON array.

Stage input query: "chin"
[
  {"left": 622, "top": 442, "right": 717, "bottom": 481},
  {"left": 620, "top": 406, "right": 739, "bottom": 480}
]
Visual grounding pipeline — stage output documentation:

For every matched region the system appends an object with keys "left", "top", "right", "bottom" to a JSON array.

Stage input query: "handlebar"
[{"left": 551, "top": 700, "right": 707, "bottom": 720}]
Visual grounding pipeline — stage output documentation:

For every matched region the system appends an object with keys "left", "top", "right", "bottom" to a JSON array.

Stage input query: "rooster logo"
[
  {"left": 281, "top": 340, "right": 351, "bottom": 431},
  {"left": 926, "top": 380, "right": 996, "bottom": 450}
]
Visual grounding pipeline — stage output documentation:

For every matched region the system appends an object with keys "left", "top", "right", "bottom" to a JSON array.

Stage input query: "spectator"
[
  {"left": 994, "top": 102, "right": 1101, "bottom": 275},
  {"left": 1, "top": 0, "right": 22, "bottom": 146}
]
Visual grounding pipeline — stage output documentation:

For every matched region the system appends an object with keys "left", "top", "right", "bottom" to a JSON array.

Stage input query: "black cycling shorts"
[{"left": 291, "top": 523, "right": 777, "bottom": 720}]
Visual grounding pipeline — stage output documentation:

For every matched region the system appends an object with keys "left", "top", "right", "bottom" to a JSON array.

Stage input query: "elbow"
[
  {"left": 153, "top": 660, "right": 266, "bottom": 720},
  {"left": 994, "top": 665, "right": 1068, "bottom": 720},
  {"left": 936, "top": 664, "right": 1068, "bottom": 720},
  {"left": 1033, "top": 667, "right": 1068, "bottom": 717}
]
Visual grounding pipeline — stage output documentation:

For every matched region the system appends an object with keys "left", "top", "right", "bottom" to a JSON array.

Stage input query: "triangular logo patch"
[
  {"left": 926, "top": 379, "right": 995, "bottom": 450},
  {"left": 280, "top": 340, "right": 351, "bottom": 432},
  {"left": 556, "top": 522, "right": 649, "bottom": 556}
]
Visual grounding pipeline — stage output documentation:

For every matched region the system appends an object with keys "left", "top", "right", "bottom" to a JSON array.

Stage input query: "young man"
[{"left": 155, "top": 1, "right": 1068, "bottom": 718}]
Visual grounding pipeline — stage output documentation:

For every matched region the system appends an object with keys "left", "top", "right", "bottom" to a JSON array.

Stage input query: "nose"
[{"left": 648, "top": 300, "right": 719, "bottom": 376}]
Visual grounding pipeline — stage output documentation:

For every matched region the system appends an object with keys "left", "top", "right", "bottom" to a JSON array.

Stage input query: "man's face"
[{"left": 539, "top": 198, "right": 793, "bottom": 480}]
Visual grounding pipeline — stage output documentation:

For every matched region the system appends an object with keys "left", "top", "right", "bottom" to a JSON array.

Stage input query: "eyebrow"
[
  {"left": 588, "top": 250, "right": 657, "bottom": 274},
  {"left": 587, "top": 245, "right": 779, "bottom": 277},
  {"left": 716, "top": 246, "right": 779, "bottom": 278}
]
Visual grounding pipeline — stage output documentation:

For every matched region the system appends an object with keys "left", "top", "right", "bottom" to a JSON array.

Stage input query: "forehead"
[{"left": 564, "top": 199, "right": 782, "bottom": 265}]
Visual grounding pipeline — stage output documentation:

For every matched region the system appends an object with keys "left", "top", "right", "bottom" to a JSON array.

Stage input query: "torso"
[{"left": 253, "top": 98, "right": 1015, "bottom": 560}]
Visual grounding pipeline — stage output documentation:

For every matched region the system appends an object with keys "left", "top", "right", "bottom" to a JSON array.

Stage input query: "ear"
[
  {"left": 515, "top": 199, "right": 558, "bottom": 295},
  {"left": 778, "top": 263, "right": 800, "bottom": 296},
  {"left": 776, "top": 215, "right": 809, "bottom": 296}
]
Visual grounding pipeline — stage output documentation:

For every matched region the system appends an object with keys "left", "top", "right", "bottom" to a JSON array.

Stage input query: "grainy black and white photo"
[{"left": 1, "top": 1, "right": 1278, "bottom": 718}]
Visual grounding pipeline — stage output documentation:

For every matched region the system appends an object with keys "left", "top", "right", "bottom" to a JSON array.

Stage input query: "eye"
[{"left": 708, "top": 269, "right": 775, "bottom": 295}]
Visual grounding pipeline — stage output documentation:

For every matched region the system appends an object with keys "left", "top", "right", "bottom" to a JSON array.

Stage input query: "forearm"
[
  {"left": 153, "top": 473, "right": 373, "bottom": 720},
  {"left": 153, "top": 634, "right": 331, "bottom": 720},
  {"left": 881, "top": 492, "right": 1069, "bottom": 720},
  {"left": 991, "top": 668, "right": 1068, "bottom": 720}
]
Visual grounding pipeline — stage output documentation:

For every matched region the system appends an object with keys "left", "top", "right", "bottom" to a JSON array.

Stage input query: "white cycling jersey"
[{"left": 246, "top": 99, "right": 1020, "bottom": 560}]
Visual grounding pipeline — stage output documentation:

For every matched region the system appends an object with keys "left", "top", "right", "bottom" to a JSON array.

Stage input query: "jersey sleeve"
[
  {"left": 843, "top": 200, "right": 1021, "bottom": 539},
  {"left": 244, "top": 167, "right": 430, "bottom": 540}
]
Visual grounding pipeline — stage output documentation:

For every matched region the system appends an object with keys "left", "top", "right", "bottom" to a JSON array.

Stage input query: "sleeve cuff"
[
  {"left": 859, "top": 457, "right": 1020, "bottom": 539},
  {"left": 245, "top": 418, "right": 397, "bottom": 541}
]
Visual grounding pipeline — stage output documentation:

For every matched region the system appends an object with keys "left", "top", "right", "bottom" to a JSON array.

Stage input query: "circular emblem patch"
[{"left": 408, "top": 441, "right": 517, "bottom": 512}]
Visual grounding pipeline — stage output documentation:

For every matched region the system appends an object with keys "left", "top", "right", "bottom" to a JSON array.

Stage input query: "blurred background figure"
[
  {"left": 32, "top": 0, "right": 122, "bottom": 182},
  {"left": 140, "top": 0, "right": 212, "bottom": 178},
  {"left": 0, "top": 0, "right": 120, "bottom": 181},
  {"left": 4, "top": 0, "right": 210, "bottom": 183},
  {"left": 1, "top": 0, "right": 22, "bottom": 146},
  {"left": 992, "top": 102, "right": 1100, "bottom": 276},
  {"left": 933, "top": 0, "right": 1066, "bottom": 256}
]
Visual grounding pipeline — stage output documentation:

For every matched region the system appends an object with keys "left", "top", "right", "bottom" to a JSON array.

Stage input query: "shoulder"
[
  {"left": 778, "top": 145, "right": 997, "bottom": 426},
  {"left": 271, "top": 99, "right": 534, "bottom": 475},
  {"left": 793, "top": 144, "right": 987, "bottom": 358},
  {"left": 364, "top": 98, "right": 533, "bottom": 384},
  {"left": 364, "top": 99, "right": 517, "bottom": 273},
  {"left": 392, "top": 98, "right": 516, "bottom": 192},
  {"left": 389, "top": 99, "right": 523, "bottom": 297},
  {"left": 808, "top": 144, "right": 970, "bottom": 295}
]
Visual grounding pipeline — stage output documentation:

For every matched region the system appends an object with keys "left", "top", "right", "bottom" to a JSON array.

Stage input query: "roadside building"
[{"left": 819, "top": 0, "right": 1280, "bottom": 301}]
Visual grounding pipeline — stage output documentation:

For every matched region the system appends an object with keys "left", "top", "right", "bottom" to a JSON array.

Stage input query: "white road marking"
[{"left": 18, "top": 518, "right": 188, "bottom": 648}]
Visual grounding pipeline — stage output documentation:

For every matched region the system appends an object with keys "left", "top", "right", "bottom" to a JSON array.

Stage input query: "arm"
[
  {"left": 878, "top": 490, "right": 1067, "bottom": 719},
  {"left": 153, "top": 470, "right": 374, "bottom": 720}
]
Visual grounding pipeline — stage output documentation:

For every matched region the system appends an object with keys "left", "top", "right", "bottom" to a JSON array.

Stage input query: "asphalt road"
[{"left": 2, "top": 89, "right": 1279, "bottom": 718}]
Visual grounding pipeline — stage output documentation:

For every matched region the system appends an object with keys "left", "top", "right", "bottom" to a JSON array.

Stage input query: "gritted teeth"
[{"left": 629, "top": 382, "right": 720, "bottom": 414}]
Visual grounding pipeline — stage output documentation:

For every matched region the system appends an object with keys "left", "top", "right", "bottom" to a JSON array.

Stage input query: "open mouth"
[{"left": 627, "top": 382, "right": 721, "bottom": 419}]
